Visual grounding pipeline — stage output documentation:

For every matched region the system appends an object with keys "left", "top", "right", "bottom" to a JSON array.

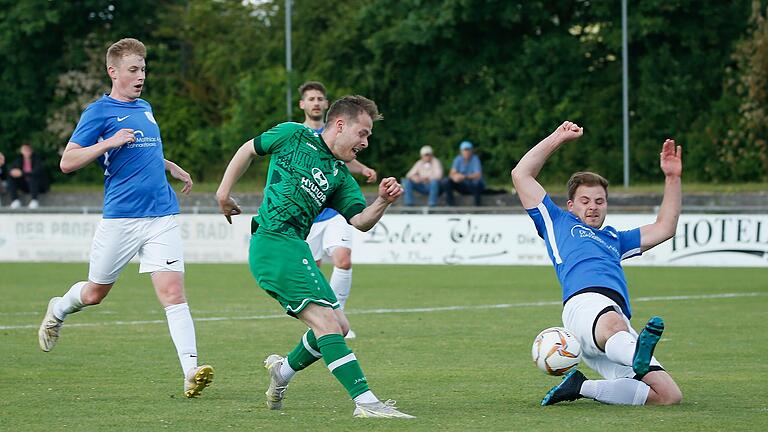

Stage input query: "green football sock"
[
  {"left": 287, "top": 329, "right": 322, "bottom": 371},
  {"left": 317, "top": 333, "right": 369, "bottom": 399}
]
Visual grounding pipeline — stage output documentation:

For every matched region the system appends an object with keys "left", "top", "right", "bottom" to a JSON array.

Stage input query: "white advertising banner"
[
  {"left": 0, "top": 213, "right": 766, "bottom": 267},
  {"left": 352, "top": 214, "right": 768, "bottom": 267}
]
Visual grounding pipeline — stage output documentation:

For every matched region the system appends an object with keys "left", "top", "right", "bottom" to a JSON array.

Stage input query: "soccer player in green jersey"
[
  {"left": 216, "top": 95, "right": 414, "bottom": 419},
  {"left": 301, "top": 80, "right": 377, "bottom": 340}
]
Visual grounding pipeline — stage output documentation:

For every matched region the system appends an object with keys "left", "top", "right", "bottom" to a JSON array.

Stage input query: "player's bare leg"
[
  {"left": 642, "top": 370, "right": 682, "bottom": 405},
  {"left": 39, "top": 281, "right": 112, "bottom": 352}
]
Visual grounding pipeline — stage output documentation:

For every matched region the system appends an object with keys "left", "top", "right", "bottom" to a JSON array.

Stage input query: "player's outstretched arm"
[
  {"left": 510, "top": 121, "right": 583, "bottom": 209},
  {"left": 216, "top": 139, "right": 258, "bottom": 224},
  {"left": 349, "top": 177, "right": 402, "bottom": 232},
  {"left": 346, "top": 159, "right": 378, "bottom": 183},
  {"left": 60, "top": 129, "right": 135, "bottom": 173},
  {"left": 165, "top": 159, "right": 193, "bottom": 195},
  {"left": 640, "top": 139, "right": 682, "bottom": 251}
]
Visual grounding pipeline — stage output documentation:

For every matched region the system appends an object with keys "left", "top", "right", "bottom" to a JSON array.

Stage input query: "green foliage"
[
  {"left": 716, "top": 1, "right": 768, "bottom": 181},
  {"left": 0, "top": 1, "right": 762, "bottom": 186}
]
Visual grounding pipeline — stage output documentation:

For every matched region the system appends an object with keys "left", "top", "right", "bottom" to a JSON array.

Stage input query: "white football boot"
[
  {"left": 353, "top": 399, "right": 416, "bottom": 419},
  {"left": 264, "top": 354, "right": 290, "bottom": 409},
  {"left": 38, "top": 297, "right": 63, "bottom": 352}
]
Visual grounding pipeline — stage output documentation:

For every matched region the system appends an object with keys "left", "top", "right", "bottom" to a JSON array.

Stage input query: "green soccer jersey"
[{"left": 252, "top": 122, "right": 367, "bottom": 239}]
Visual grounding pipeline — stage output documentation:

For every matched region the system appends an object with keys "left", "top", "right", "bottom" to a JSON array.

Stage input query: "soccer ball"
[{"left": 532, "top": 327, "right": 582, "bottom": 376}]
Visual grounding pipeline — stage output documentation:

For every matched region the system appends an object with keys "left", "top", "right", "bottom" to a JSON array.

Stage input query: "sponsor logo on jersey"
[
  {"left": 312, "top": 167, "right": 329, "bottom": 191},
  {"left": 144, "top": 111, "right": 157, "bottom": 124},
  {"left": 305, "top": 142, "right": 318, "bottom": 151},
  {"left": 333, "top": 160, "right": 344, "bottom": 176},
  {"left": 570, "top": 224, "right": 619, "bottom": 256},
  {"left": 126, "top": 129, "right": 160, "bottom": 148},
  {"left": 117, "top": 115, "right": 131, "bottom": 122},
  {"left": 301, "top": 176, "right": 327, "bottom": 206}
]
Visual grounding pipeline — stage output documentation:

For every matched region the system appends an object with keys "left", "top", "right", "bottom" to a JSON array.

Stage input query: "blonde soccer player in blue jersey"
[{"left": 37, "top": 38, "right": 213, "bottom": 398}]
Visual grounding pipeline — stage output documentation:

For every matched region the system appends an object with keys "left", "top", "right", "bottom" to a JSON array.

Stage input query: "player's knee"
[
  {"left": 649, "top": 382, "right": 683, "bottom": 405},
  {"left": 334, "top": 253, "right": 352, "bottom": 270},
  {"left": 340, "top": 321, "right": 350, "bottom": 337},
  {"left": 315, "top": 321, "right": 343, "bottom": 336},
  {"left": 598, "top": 311, "right": 629, "bottom": 335},
  {"left": 335, "top": 313, "right": 350, "bottom": 335},
  {"left": 159, "top": 286, "right": 186, "bottom": 305},
  {"left": 660, "top": 387, "right": 683, "bottom": 405},
  {"left": 81, "top": 287, "right": 107, "bottom": 305},
  {"left": 312, "top": 315, "right": 344, "bottom": 336}
]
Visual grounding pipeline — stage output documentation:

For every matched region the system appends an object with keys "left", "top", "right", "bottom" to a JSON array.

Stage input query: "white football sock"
[
  {"left": 353, "top": 390, "right": 379, "bottom": 404},
  {"left": 330, "top": 267, "right": 352, "bottom": 310},
  {"left": 164, "top": 303, "right": 198, "bottom": 377},
  {"left": 605, "top": 331, "right": 636, "bottom": 366},
  {"left": 580, "top": 378, "right": 650, "bottom": 405},
  {"left": 53, "top": 281, "right": 87, "bottom": 321},
  {"left": 279, "top": 360, "right": 297, "bottom": 382}
]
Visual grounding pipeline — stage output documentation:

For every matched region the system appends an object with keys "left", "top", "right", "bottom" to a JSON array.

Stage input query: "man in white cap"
[{"left": 402, "top": 145, "right": 444, "bottom": 206}]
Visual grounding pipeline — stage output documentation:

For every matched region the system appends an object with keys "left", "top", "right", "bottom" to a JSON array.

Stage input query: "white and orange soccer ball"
[{"left": 532, "top": 327, "right": 582, "bottom": 376}]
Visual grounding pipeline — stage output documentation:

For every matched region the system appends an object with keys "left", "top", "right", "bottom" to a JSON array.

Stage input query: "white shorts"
[
  {"left": 306, "top": 214, "right": 354, "bottom": 262},
  {"left": 562, "top": 292, "right": 661, "bottom": 380},
  {"left": 88, "top": 215, "right": 185, "bottom": 284}
]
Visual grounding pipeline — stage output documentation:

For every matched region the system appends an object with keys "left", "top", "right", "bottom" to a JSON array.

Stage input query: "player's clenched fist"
[
  {"left": 107, "top": 128, "right": 136, "bottom": 148},
  {"left": 553, "top": 121, "right": 583, "bottom": 143},
  {"left": 378, "top": 177, "right": 403, "bottom": 203}
]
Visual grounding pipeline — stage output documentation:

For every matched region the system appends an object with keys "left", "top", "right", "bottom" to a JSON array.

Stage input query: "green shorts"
[{"left": 249, "top": 229, "right": 339, "bottom": 317}]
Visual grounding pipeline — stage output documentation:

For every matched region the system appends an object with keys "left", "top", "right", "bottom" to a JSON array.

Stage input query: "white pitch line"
[{"left": 1, "top": 292, "right": 765, "bottom": 331}]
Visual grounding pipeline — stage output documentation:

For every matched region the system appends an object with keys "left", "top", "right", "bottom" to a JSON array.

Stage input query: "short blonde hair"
[{"left": 106, "top": 38, "right": 146, "bottom": 67}]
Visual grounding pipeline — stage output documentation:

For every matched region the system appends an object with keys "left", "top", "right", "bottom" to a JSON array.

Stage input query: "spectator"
[
  {"left": 0, "top": 152, "right": 7, "bottom": 204},
  {"left": 403, "top": 145, "right": 443, "bottom": 206},
  {"left": 442, "top": 140, "right": 484, "bottom": 206},
  {"left": 8, "top": 143, "right": 48, "bottom": 209}
]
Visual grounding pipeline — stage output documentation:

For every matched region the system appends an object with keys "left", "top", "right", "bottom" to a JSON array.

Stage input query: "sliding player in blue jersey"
[{"left": 512, "top": 121, "right": 683, "bottom": 406}]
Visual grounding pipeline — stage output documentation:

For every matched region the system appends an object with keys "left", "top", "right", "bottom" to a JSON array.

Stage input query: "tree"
[{"left": 718, "top": 1, "right": 768, "bottom": 181}]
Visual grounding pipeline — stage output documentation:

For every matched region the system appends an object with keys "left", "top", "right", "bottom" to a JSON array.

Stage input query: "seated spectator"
[
  {"left": 442, "top": 140, "right": 485, "bottom": 206},
  {"left": 8, "top": 143, "right": 48, "bottom": 209},
  {"left": 403, "top": 145, "right": 443, "bottom": 206},
  {"left": 0, "top": 152, "right": 7, "bottom": 204}
]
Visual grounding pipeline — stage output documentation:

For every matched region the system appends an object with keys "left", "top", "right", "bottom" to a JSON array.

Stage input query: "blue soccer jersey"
[
  {"left": 69, "top": 95, "right": 179, "bottom": 218},
  {"left": 526, "top": 195, "right": 642, "bottom": 317}
]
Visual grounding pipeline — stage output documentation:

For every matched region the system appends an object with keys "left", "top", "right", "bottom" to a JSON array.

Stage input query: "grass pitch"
[{"left": 2, "top": 263, "right": 767, "bottom": 431}]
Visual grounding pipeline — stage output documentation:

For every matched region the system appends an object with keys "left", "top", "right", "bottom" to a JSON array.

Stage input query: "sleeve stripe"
[
  {"left": 621, "top": 247, "right": 642, "bottom": 260},
  {"left": 537, "top": 201, "right": 563, "bottom": 264},
  {"left": 253, "top": 135, "right": 265, "bottom": 155}
]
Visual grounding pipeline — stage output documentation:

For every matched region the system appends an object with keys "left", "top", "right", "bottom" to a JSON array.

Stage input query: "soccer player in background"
[
  {"left": 216, "top": 95, "right": 414, "bottom": 418},
  {"left": 37, "top": 38, "right": 214, "bottom": 398},
  {"left": 511, "top": 121, "right": 683, "bottom": 406},
  {"left": 300, "top": 81, "right": 377, "bottom": 339}
]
